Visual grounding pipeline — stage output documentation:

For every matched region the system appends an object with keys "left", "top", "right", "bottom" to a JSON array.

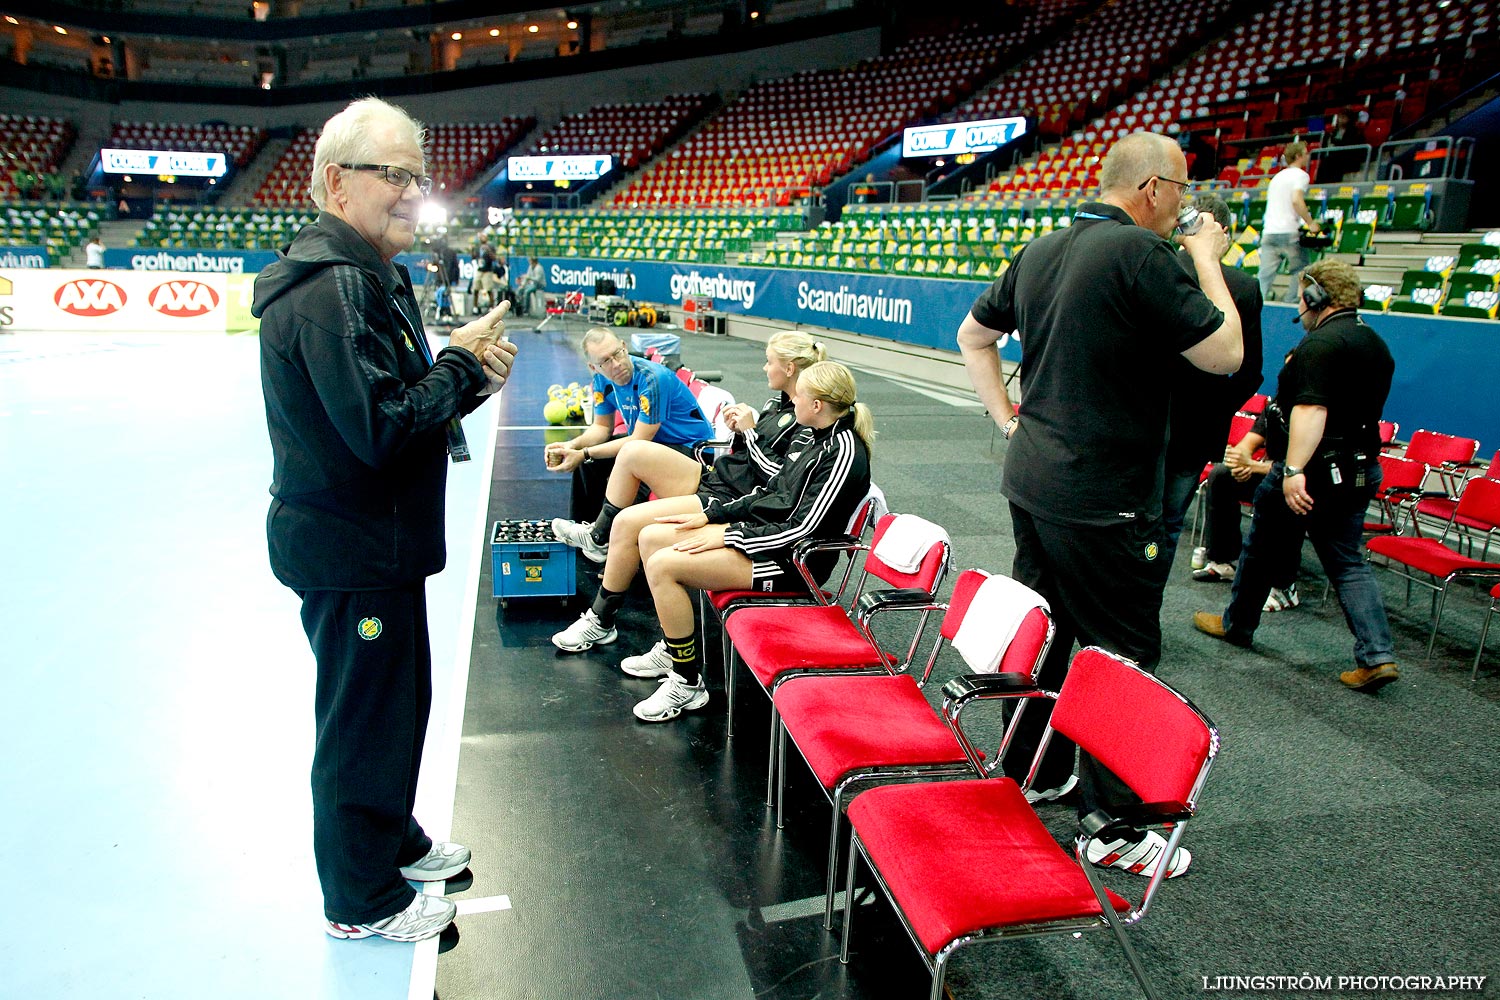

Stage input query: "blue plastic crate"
[{"left": 491, "top": 520, "right": 576, "bottom": 601}]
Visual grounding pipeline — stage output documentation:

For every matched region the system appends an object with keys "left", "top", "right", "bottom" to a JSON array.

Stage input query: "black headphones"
[{"left": 1301, "top": 273, "right": 1332, "bottom": 312}]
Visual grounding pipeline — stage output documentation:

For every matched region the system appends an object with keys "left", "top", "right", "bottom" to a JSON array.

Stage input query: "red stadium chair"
[
  {"left": 722, "top": 513, "right": 951, "bottom": 795},
  {"left": 1412, "top": 451, "right": 1500, "bottom": 539},
  {"left": 840, "top": 647, "right": 1220, "bottom": 1000},
  {"left": 1402, "top": 429, "right": 1481, "bottom": 491},
  {"left": 1367, "top": 477, "right": 1500, "bottom": 661},
  {"left": 773, "top": 568, "right": 1053, "bottom": 927},
  {"left": 706, "top": 487, "right": 886, "bottom": 740}
]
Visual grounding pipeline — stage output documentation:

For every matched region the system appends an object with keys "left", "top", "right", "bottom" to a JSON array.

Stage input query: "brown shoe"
[
  {"left": 1340, "top": 662, "right": 1399, "bottom": 692},
  {"left": 1193, "top": 612, "right": 1251, "bottom": 647}
]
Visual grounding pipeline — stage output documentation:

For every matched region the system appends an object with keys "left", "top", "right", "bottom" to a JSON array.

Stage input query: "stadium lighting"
[
  {"left": 54, "top": 24, "right": 68, "bottom": 34},
  {"left": 4, "top": 16, "right": 18, "bottom": 24},
  {"left": 451, "top": 31, "right": 462, "bottom": 40},
  {"left": 528, "top": 24, "right": 539, "bottom": 33},
  {"left": 102, "top": 35, "right": 110, "bottom": 42},
  {"left": 489, "top": 28, "right": 499, "bottom": 36},
  {"left": 418, "top": 201, "right": 449, "bottom": 227},
  {"left": 567, "top": 20, "right": 578, "bottom": 29}
]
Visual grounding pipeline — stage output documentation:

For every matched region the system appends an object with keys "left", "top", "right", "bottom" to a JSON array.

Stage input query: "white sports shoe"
[
  {"left": 552, "top": 609, "right": 618, "bottom": 651},
  {"left": 1263, "top": 583, "right": 1300, "bottom": 613},
  {"left": 551, "top": 517, "right": 608, "bottom": 564},
  {"left": 633, "top": 670, "right": 709, "bottom": 722},
  {"left": 326, "top": 893, "right": 457, "bottom": 942},
  {"left": 1023, "top": 773, "right": 1079, "bottom": 804},
  {"left": 1085, "top": 830, "right": 1191, "bottom": 878},
  {"left": 399, "top": 841, "right": 471, "bottom": 881},
  {"left": 621, "top": 640, "right": 674, "bottom": 678}
]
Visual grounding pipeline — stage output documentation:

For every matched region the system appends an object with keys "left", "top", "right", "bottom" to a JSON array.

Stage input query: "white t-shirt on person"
[
  {"left": 1263, "top": 166, "right": 1310, "bottom": 235},
  {"left": 85, "top": 242, "right": 105, "bottom": 267}
]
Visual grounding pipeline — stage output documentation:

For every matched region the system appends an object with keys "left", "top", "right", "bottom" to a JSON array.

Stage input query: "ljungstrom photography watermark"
[{"left": 1199, "top": 975, "right": 1488, "bottom": 993}]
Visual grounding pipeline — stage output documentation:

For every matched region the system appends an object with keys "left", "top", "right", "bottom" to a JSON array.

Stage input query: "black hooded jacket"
[{"left": 253, "top": 212, "right": 487, "bottom": 591}]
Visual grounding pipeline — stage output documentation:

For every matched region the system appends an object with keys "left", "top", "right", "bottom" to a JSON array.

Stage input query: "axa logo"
[
  {"left": 150, "top": 280, "right": 219, "bottom": 317},
  {"left": 55, "top": 279, "right": 127, "bottom": 316}
]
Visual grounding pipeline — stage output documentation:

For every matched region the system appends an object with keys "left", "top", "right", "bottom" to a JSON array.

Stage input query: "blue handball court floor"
[{"left": 0, "top": 329, "right": 501, "bottom": 1000}]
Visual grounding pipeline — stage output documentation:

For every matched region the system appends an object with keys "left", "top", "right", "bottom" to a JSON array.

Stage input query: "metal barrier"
[
  {"left": 1310, "top": 143, "right": 1374, "bottom": 181},
  {"left": 1375, "top": 136, "right": 1474, "bottom": 181}
]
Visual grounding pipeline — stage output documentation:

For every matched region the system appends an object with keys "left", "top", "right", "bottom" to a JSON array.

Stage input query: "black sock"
[
  {"left": 591, "top": 585, "right": 628, "bottom": 628},
  {"left": 590, "top": 500, "right": 622, "bottom": 546},
  {"left": 665, "top": 633, "right": 700, "bottom": 686}
]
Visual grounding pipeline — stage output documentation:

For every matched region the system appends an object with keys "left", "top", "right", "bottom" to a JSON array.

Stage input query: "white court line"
[
  {"left": 454, "top": 895, "right": 513, "bottom": 916},
  {"left": 851, "top": 368, "right": 986, "bottom": 409},
  {"left": 408, "top": 390, "right": 503, "bottom": 1000}
]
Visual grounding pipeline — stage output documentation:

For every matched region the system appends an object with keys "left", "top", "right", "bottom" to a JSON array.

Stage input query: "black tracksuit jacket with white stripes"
[
  {"left": 703, "top": 410, "right": 870, "bottom": 583},
  {"left": 706, "top": 392, "right": 809, "bottom": 498}
]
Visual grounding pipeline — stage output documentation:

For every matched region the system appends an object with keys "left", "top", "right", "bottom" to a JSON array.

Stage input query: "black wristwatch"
[{"left": 582, "top": 448, "right": 594, "bottom": 464}]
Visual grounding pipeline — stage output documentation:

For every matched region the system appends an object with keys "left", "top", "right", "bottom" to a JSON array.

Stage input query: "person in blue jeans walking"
[
  {"left": 1193, "top": 258, "right": 1399, "bottom": 692},
  {"left": 1257, "top": 139, "right": 1321, "bottom": 303}
]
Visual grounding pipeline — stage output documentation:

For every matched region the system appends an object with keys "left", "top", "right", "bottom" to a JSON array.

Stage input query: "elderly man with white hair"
[{"left": 253, "top": 97, "right": 517, "bottom": 943}]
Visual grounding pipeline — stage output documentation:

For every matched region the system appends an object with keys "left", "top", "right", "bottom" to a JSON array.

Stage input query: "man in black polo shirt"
[
  {"left": 1194, "top": 259, "right": 1398, "bottom": 692},
  {"left": 958, "top": 131, "right": 1243, "bottom": 879}
]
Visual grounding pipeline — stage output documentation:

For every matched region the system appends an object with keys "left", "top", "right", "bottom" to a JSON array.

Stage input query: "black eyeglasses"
[
  {"left": 339, "top": 163, "right": 433, "bottom": 197},
  {"left": 1138, "top": 175, "right": 1191, "bottom": 192},
  {"left": 588, "top": 346, "right": 629, "bottom": 372}
]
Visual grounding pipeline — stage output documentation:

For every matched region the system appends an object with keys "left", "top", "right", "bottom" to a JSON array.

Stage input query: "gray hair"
[
  {"left": 580, "top": 327, "right": 620, "bottom": 352},
  {"left": 1098, "top": 131, "right": 1181, "bottom": 194},
  {"left": 310, "top": 97, "right": 427, "bottom": 210}
]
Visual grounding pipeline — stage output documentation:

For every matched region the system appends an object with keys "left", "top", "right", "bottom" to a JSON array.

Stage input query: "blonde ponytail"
[
  {"left": 798, "top": 361, "right": 876, "bottom": 451},
  {"left": 767, "top": 330, "right": 829, "bottom": 372}
]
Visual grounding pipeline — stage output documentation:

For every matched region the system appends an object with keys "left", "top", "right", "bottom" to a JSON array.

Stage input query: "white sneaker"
[
  {"left": 633, "top": 670, "right": 709, "bottom": 722},
  {"left": 399, "top": 841, "right": 470, "bottom": 881},
  {"left": 1191, "top": 561, "right": 1236, "bottom": 582},
  {"left": 1263, "top": 583, "right": 1300, "bottom": 613},
  {"left": 621, "top": 640, "right": 674, "bottom": 678},
  {"left": 326, "top": 893, "right": 457, "bottom": 942},
  {"left": 552, "top": 609, "right": 618, "bottom": 651},
  {"left": 551, "top": 517, "right": 608, "bottom": 564},
  {"left": 1023, "top": 773, "right": 1078, "bottom": 804},
  {"left": 1085, "top": 830, "right": 1191, "bottom": 878},
  {"left": 1190, "top": 546, "right": 1208, "bottom": 571}
]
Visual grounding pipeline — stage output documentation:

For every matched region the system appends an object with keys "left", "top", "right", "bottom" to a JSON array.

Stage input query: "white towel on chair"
[
  {"left": 873, "top": 514, "right": 949, "bottom": 574},
  {"left": 952, "top": 574, "right": 1049, "bottom": 674}
]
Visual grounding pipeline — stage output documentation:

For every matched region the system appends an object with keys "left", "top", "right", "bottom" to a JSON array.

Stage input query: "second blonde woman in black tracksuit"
[{"left": 627, "top": 361, "right": 873, "bottom": 723}]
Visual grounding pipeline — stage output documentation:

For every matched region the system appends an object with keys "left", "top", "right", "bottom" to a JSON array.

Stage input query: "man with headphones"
[{"left": 1193, "top": 258, "right": 1400, "bottom": 692}]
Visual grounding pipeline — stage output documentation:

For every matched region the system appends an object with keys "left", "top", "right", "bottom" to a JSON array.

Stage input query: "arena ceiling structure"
[{"left": 0, "top": 0, "right": 983, "bottom": 104}]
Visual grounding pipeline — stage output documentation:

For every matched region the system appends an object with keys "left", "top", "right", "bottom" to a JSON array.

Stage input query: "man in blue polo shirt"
[{"left": 546, "top": 327, "right": 713, "bottom": 519}]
